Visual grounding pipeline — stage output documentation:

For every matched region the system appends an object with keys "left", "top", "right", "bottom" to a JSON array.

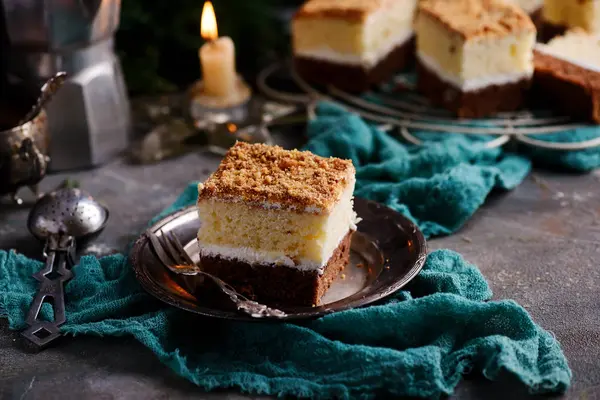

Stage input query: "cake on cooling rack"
[
  {"left": 196, "top": 142, "right": 359, "bottom": 307},
  {"left": 533, "top": 29, "right": 600, "bottom": 123},
  {"left": 415, "top": 0, "right": 536, "bottom": 118},
  {"left": 292, "top": 0, "right": 418, "bottom": 93},
  {"left": 540, "top": 0, "right": 600, "bottom": 42}
]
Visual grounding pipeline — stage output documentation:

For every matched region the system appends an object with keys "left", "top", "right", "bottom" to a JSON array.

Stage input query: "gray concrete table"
[{"left": 1, "top": 147, "right": 599, "bottom": 399}]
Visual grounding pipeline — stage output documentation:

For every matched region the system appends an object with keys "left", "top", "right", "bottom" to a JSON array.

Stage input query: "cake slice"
[
  {"left": 415, "top": 0, "right": 536, "bottom": 118},
  {"left": 292, "top": 0, "right": 418, "bottom": 93},
  {"left": 533, "top": 29, "right": 600, "bottom": 123},
  {"left": 196, "top": 142, "right": 359, "bottom": 306},
  {"left": 540, "top": 0, "right": 600, "bottom": 42}
]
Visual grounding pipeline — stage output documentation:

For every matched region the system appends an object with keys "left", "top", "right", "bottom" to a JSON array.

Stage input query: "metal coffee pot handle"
[{"left": 21, "top": 234, "right": 75, "bottom": 347}]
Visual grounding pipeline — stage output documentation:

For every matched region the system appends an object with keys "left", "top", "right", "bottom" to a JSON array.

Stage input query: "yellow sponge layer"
[{"left": 197, "top": 183, "right": 357, "bottom": 270}]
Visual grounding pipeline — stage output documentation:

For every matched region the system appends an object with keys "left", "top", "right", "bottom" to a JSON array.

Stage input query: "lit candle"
[{"left": 199, "top": 1, "right": 237, "bottom": 98}]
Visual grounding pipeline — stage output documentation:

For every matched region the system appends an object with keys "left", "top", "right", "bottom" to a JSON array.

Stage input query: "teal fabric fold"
[
  {"left": 0, "top": 184, "right": 571, "bottom": 399},
  {"left": 304, "top": 102, "right": 532, "bottom": 238}
]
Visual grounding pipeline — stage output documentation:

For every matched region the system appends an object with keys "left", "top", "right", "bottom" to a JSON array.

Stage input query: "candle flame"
[
  {"left": 226, "top": 123, "right": 237, "bottom": 133},
  {"left": 201, "top": 1, "right": 218, "bottom": 41}
]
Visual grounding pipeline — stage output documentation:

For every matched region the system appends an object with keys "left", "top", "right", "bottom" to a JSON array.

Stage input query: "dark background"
[{"left": 117, "top": 0, "right": 305, "bottom": 95}]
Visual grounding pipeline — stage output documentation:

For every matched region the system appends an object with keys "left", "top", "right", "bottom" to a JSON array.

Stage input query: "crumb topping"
[
  {"left": 197, "top": 142, "right": 355, "bottom": 214},
  {"left": 419, "top": 0, "right": 535, "bottom": 39},
  {"left": 294, "top": 0, "right": 398, "bottom": 22}
]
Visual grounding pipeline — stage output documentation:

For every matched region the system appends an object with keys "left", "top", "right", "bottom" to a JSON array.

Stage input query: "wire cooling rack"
[{"left": 257, "top": 61, "right": 600, "bottom": 151}]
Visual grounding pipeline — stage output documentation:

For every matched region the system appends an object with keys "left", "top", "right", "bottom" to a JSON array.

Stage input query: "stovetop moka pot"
[{"left": 0, "top": 0, "right": 130, "bottom": 172}]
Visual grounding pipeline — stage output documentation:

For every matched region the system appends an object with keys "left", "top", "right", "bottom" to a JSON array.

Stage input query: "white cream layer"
[
  {"left": 417, "top": 51, "right": 533, "bottom": 92},
  {"left": 197, "top": 183, "right": 360, "bottom": 274},
  {"left": 295, "top": 29, "right": 414, "bottom": 68},
  {"left": 198, "top": 230, "right": 349, "bottom": 274}
]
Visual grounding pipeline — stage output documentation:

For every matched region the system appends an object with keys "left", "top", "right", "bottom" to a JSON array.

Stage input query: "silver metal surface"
[
  {"left": 23, "top": 186, "right": 109, "bottom": 347},
  {"left": 46, "top": 50, "right": 131, "bottom": 171},
  {"left": 7, "top": 38, "right": 118, "bottom": 83},
  {"left": 0, "top": 77, "right": 57, "bottom": 202},
  {"left": 27, "top": 187, "right": 109, "bottom": 241},
  {"left": 0, "top": 114, "right": 49, "bottom": 202},
  {"left": 1, "top": 0, "right": 131, "bottom": 171},
  {"left": 257, "top": 62, "right": 600, "bottom": 151},
  {"left": 1, "top": 0, "right": 120, "bottom": 51}
]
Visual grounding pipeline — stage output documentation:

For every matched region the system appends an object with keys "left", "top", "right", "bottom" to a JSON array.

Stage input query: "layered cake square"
[
  {"left": 540, "top": 0, "right": 600, "bottom": 42},
  {"left": 196, "top": 142, "right": 359, "bottom": 306},
  {"left": 415, "top": 0, "right": 536, "bottom": 118},
  {"left": 292, "top": 0, "right": 418, "bottom": 93},
  {"left": 533, "top": 29, "right": 600, "bottom": 123}
]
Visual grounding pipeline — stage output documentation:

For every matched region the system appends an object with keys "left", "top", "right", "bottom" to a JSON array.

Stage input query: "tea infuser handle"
[{"left": 22, "top": 235, "right": 75, "bottom": 347}]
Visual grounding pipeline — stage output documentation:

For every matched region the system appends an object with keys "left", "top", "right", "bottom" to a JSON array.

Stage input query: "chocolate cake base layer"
[
  {"left": 199, "top": 231, "right": 353, "bottom": 307},
  {"left": 532, "top": 50, "right": 600, "bottom": 123},
  {"left": 539, "top": 20, "right": 567, "bottom": 43},
  {"left": 416, "top": 58, "right": 531, "bottom": 118},
  {"left": 294, "top": 37, "right": 415, "bottom": 93}
]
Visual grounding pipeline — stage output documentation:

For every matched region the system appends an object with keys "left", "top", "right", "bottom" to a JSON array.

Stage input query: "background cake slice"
[
  {"left": 540, "top": 0, "right": 600, "bottom": 42},
  {"left": 292, "top": 0, "right": 418, "bottom": 93},
  {"left": 415, "top": 0, "right": 536, "bottom": 118},
  {"left": 196, "top": 142, "right": 359, "bottom": 306},
  {"left": 532, "top": 29, "right": 600, "bottom": 123}
]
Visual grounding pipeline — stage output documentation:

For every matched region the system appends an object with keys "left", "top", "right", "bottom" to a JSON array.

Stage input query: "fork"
[{"left": 146, "top": 229, "right": 287, "bottom": 319}]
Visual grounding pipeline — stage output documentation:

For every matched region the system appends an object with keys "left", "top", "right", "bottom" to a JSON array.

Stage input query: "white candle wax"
[{"left": 199, "top": 36, "right": 237, "bottom": 98}]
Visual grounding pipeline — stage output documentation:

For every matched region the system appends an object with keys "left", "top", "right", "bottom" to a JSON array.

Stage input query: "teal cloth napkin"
[
  {"left": 305, "top": 102, "right": 532, "bottom": 238},
  {"left": 0, "top": 183, "right": 571, "bottom": 399}
]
